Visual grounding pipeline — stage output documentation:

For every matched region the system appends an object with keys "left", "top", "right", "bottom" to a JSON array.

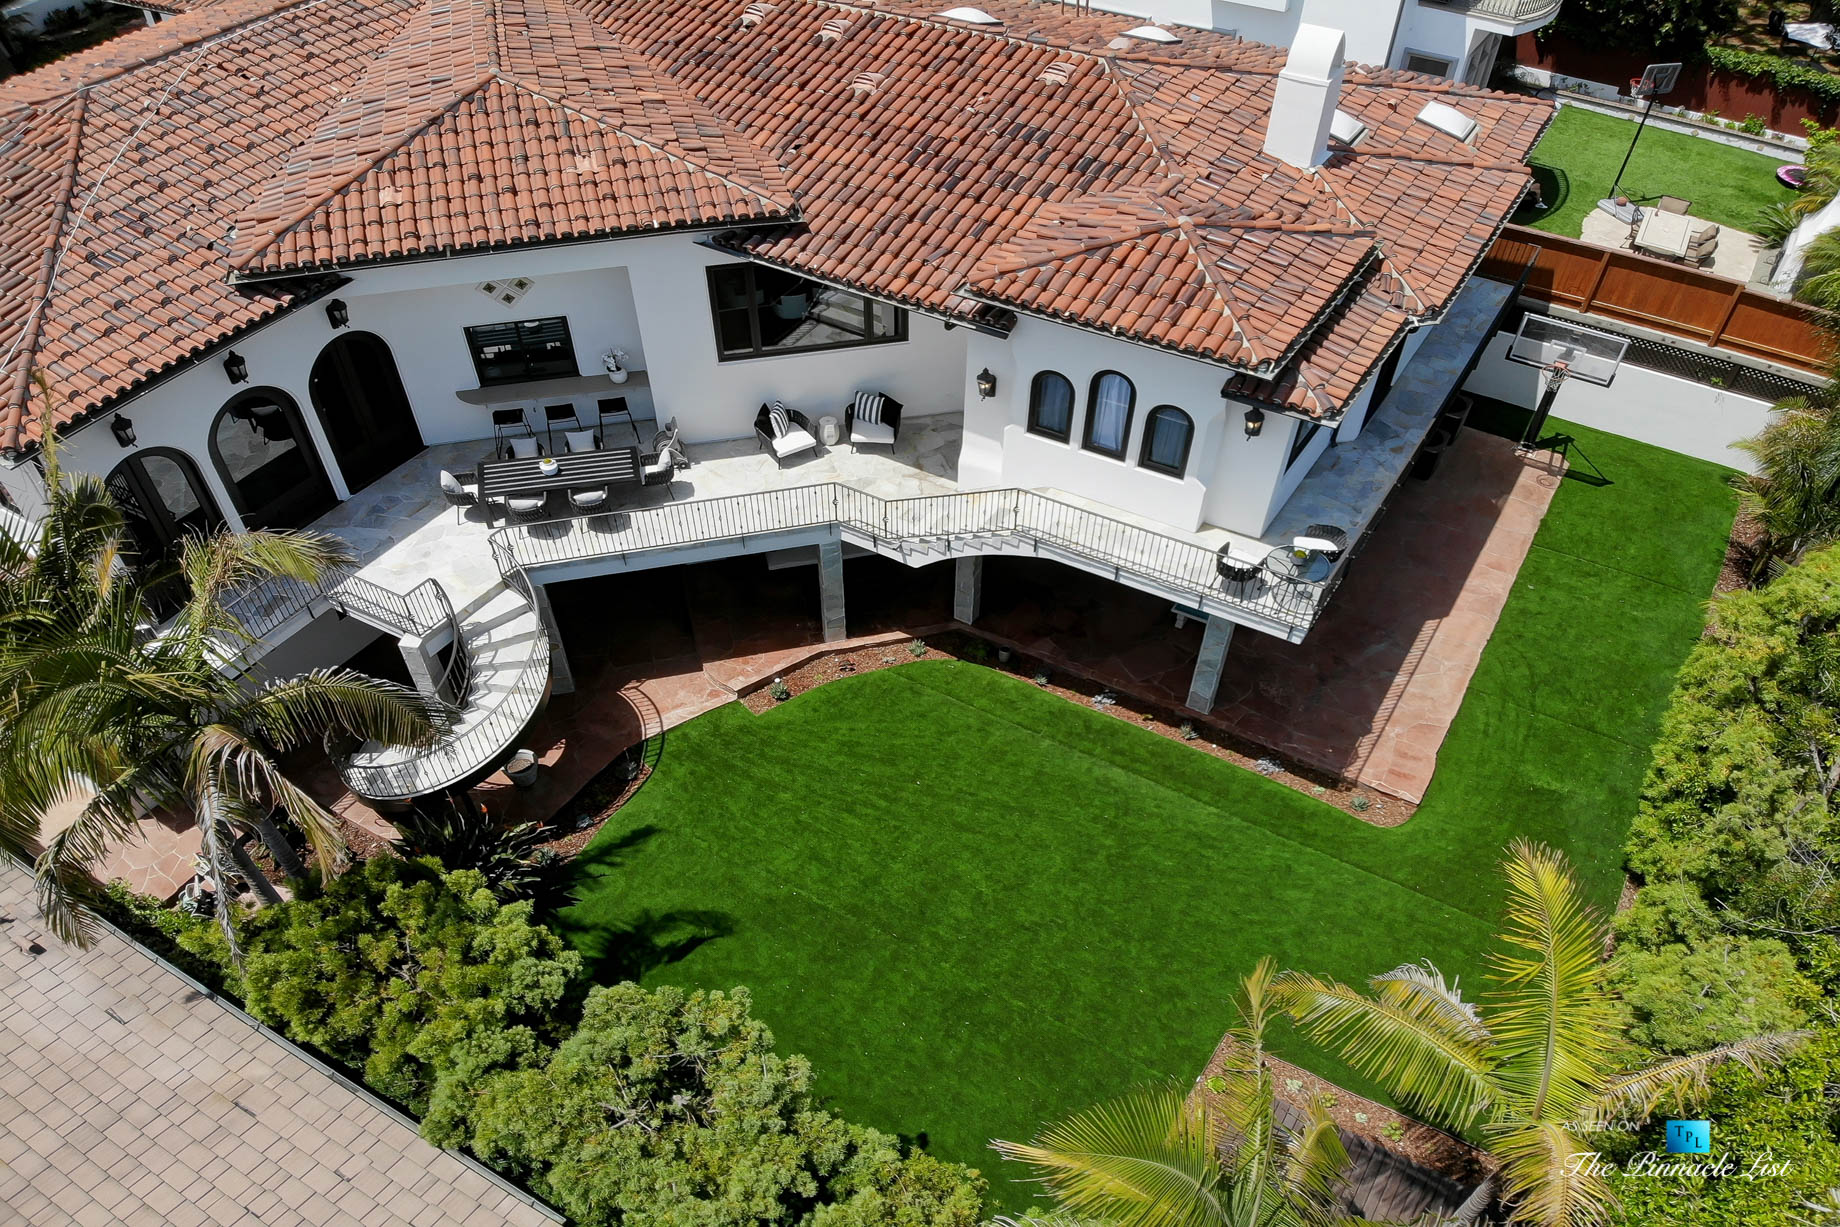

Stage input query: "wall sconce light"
[
  {"left": 223, "top": 351, "right": 249, "bottom": 384},
  {"left": 110, "top": 416, "right": 136, "bottom": 448},
  {"left": 1242, "top": 406, "right": 1265, "bottom": 439},
  {"left": 325, "top": 299, "right": 349, "bottom": 328},
  {"left": 976, "top": 368, "right": 997, "bottom": 399}
]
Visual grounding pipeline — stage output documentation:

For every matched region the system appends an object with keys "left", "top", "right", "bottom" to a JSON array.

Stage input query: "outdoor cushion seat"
[
  {"left": 563, "top": 428, "right": 599, "bottom": 453},
  {"left": 507, "top": 495, "right": 546, "bottom": 515},
  {"left": 438, "top": 470, "right": 478, "bottom": 522},
  {"left": 850, "top": 417, "right": 896, "bottom": 447},
  {"left": 506, "top": 435, "right": 542, "bottom": 460},
  {"left": 770, "top": 427, "right": 819, "bottom": 458},
  {"left": 569, "top": 485, "right": 608, "bottom": 510}
]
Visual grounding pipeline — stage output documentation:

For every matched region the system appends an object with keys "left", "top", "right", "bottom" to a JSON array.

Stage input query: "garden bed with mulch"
[{"left": 735, "top": 629, "right": 1409, "bottom": 826}]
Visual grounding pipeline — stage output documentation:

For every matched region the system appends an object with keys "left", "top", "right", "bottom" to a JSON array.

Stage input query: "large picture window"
[
  {"left": 1027, "top": 371, "right": 1074, "bottom": 442},
  {"left": 1082, "top": 371, "right": 1135, "bottom": 459},
  {"left": 465, "top": 316, "right": 578, "bottom": 385},
  {"left": 708, "top": 264, "right": 905, "bottom": 361},
  {"left": 1138, "top": 405, "right": 1193, "bottom": 476}
]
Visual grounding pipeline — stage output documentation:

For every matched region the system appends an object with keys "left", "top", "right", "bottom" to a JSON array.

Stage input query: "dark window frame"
[
  {"left": 706, "top": 264, "right": 908, "bottom": 362},
  {"left": 1137, "top": 405, "right": 1194, "bottom": 477},
  {"left": 1082, "top": 370, "right": 1136, "bottom": 460},
  {"left": 463, "top": 316, "right": 579, "bottom": 386},
  {"left": 1027, "top": 370, "right": 1075, "bottom": 442},
  {"left": 206, "top": 387, "right": 334, "bottom": 528}
]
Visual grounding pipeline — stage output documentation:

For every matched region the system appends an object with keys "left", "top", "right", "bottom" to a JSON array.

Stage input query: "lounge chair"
[
  {"left": 844, "top": 390, "right": 903, "bottom": 451},
  {"left": 754, "top": 401, "right": 818, "bottom": 464}
]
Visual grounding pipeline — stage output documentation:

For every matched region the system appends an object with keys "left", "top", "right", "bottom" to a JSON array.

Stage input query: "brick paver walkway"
[{"left": 0, "top": 860, "right": 557, "bottom": 1227}]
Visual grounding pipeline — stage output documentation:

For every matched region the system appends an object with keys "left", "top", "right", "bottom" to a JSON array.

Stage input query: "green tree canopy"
[
  {"left": 240, "top": 855, "right": 581, "bottom": 1112},
  {"left": 1551, "top": 0, "right": 1737, "bottom": 56},
  {"left": 431, "top": 981, "right": 986, "bottom": 1227}
]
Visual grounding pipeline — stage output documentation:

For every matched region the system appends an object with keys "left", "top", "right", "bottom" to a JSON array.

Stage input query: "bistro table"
[
  {"left": 1633, "top": 209, "right": 1693, "bottom": 260},
  {"left": 477, "top": 447, "right": 641, "bottom": 525}
]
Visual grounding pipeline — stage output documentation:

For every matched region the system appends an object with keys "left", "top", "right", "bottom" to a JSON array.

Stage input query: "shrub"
[
  {"left": 769, "top": 677, "right": 792, "bottom": 702},
  {"left": 1706, "top": 46, "right": 1840, "bottom": 111},
  {"left": 390, "top": 790, "right": 568, "bottom": 908},
  {"left": 239, "top": 856, "right": 581, "bottom": 1113},
  {"left": 429, "top": 983, "right": 986, "bottom": 1226},
  {"left": 908, "top": 638, "right": 928, "bottom": 658}
]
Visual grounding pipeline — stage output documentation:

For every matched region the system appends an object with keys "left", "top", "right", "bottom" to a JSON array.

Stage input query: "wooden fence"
[{"left": 1479, "top": 225, "right": 1832, "bottom": 374}]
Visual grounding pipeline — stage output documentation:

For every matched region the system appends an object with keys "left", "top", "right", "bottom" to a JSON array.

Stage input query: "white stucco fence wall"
[{"left": 1461, "top": 333, "right": 1779, "bottom": 472}]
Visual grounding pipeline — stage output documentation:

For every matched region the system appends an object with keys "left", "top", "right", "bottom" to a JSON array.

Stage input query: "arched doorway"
[
  {"left": 309, "top": 332, "right": 424, "bottom": 494},
  {"left": 209, "top": 387, "right": 337, "bottom": 530},
  {"left": 106, "top": 448, "right": 224, "bottom": 617}
]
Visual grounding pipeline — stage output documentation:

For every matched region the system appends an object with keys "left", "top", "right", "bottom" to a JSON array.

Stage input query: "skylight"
[
  {"left": 1121, "top": 24, "right": 1180, "bottom": 42},
  {"left": 1329, "top": 109, "right": 1368, "bottom": 146},
  {"left": 1415, "top": 99, "right": 1478, "bottom": 144},
  {"left": 936, "top": 6, "right": 1001, "bottom": 23}
]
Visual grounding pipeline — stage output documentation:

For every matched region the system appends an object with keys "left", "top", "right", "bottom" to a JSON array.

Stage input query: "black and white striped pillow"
[
  {"left": 853, "top": 391, "right": 885, "bottom": 425},
  {"left": 769, "top": 400, "right": 791, "bottom": 438}
]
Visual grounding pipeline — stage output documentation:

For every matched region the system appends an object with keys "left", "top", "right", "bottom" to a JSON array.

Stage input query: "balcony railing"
[{"left": 487, "top": 482, "right": 1344, "bottom": 639}]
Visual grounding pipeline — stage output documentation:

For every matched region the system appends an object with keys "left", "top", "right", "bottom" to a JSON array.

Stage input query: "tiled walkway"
[{"left": 0, "top": 859, "right": 558, "bottom": 1227}]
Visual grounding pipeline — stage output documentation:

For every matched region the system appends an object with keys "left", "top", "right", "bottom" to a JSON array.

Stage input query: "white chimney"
[{"left": 1262, "top": 24, "right": 1346, "bottom": 170}]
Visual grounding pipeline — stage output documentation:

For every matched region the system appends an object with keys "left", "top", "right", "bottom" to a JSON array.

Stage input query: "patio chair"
[
  {"left": 504, "top": 434, "right": 543, "bottom": 460},
  {"left": 541, "top": 401, "right": 581, "bottom": 452},
  {"left": 491, "top": 407, "right": 532, "bottom": 452},
  {"left": 844, "top": 390, "right": 903, "bottom": 451},
  {"left": 754, "top": 400, "right": 818, "bottom": 464},
  {"left": 562, "top": 428, "right": 600, "bottom": 454},
  {"left": 438, "top": 470, "right": 479, "bottom": 523},
  {"left": 505, "top": 492, "right": 550, "bottom": 523},
  {"left": 568, "top": 483, "right": 609, "bottom": 513},
  {"left": 1216, "top": 548, "right": 1262, "bottom": 600},
  {"left": 1297, "top": 523, "right": 1350, "bottom": 562},
  {"left": 596, "top": 396, "right": 638, "bottom": 445},
  {"left": 640, "top": 418, "right": 688, "bottom": 499},
  {"left": 1656, "top": 195, "right": 1691, "bottom": 215}
]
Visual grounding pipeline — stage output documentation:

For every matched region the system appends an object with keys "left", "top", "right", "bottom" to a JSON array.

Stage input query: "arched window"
[
  {"left": 106, "top": 448, "right": 223, "bottom": 618},
  {"left": 1082, "top": 371, "right": 1134, "bottom": 458},
  {"left": 209, "top": 387, "right": 336, "bottom": 530},
  {"left": 1027, "top": 371, "right": 1075, "bottom": 442},
  {"left": 1138, "top": 406, "right": 1193, "bottom": 476}
]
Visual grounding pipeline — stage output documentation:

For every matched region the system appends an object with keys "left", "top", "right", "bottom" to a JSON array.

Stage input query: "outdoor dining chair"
[
  {"left": 569, "top": 483, "right": 610, "bottom": 513},
  {"left": 491, "top": 407, "right": 532, "bottom": 452},
  {"left": 506, "top": 492, "right": 550, "bottom": 523},
  {"left": 640, "top": 418, "right": 688, "bottom": 499},
  {"left": 596, "top": 396, "right": 638, "bottom": 445},
  {"left": 438, "top": 470, "right": 479, "bottom": 523},
  {"left": 504, "top": 434, "right": 544, "bottom": 460},
  {"left": 562, "top": 428, "right": 600, "bottom": 454},
  {"left": 542, "top": 402, "right": 581, "bottom": 452},
  {"left": 1656, "top": 196, "right": 1691, "bottom": 215}
]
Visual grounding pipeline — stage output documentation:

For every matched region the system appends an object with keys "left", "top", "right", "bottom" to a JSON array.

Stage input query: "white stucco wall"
[
  {"left": 961, "top": 318, "right": 1292, "bottom": 535},
  {"left": 1461, "top": 334, "right": 1780, "bottom": 472},
  {"left": 56, "top": 229, "right": 970, "bottom": 517}
]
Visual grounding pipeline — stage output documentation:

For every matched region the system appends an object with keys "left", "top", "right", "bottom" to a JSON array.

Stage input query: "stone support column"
[
  {"left": 953, "top": 556, "right": 984, "bottom": 624},
  {"left": 818, "top": 541, "right": 848, "bottom": 643},
  {"left": 1185, "top": 616, "right": 1235, "bottom": 714}
]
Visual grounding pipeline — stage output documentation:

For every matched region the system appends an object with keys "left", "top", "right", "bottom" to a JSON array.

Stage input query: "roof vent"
[
  {"left": 1329, "top": 109, "right": 1368, "bottom": 146},
  {"left": 1121, "top": 24, "right": 1180, "bottom": 42},
  {"left": 738, "top": 1, "right": 775, "bottom": 27},
  {"left": 1038, "top": 60, "right": 1076, "bottom": 86},
  {"left": 1262, "top": 24, "right": 1344, "bottom": 170},
  {"left": 936, "top": 5, "right": 1001, "bottom": 22},
  {"left": 816, "top": 16, "right": 852, "bottom": 41},
  {"left": 1415, "top": 99, "right": 1478, "bottom": 144},
  {"left": 850, "top": 70, "right": 887, "bottom": 97}
]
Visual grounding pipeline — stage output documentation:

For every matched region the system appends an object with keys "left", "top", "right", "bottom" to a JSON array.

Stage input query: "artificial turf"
[
  {"left": 556, "top": 417, "right": 1738, "bottom": 1208},
  {"left": 1512, "top": 105, "right": 1798, "bottom": 240}
]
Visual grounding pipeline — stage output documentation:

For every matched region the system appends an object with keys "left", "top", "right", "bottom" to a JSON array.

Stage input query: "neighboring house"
[
  {"left": 1072, "top": 0, "right": 1563, "bottom": 85},
  {"left": 0, "top": 0, "right": 1549, "bottom": 801}
]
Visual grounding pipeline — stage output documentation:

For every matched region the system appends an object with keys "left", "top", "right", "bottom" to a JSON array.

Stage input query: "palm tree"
[
  {"left": 1734, "top": 377, "right": 1840, "bottom": 578},
  {"left": 1274, "top": 840, "right": 1806, "bottom": 1227},
  {"left": 990, "top": 958, "right": 1374, "bottom": 1227},
  {"left": 0, "top": 428, "right": 443, "bottom": 956}
]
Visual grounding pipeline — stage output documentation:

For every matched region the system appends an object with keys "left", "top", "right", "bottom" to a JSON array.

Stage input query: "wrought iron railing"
[{"left": 487, "top": 483, "right": 1336, "bottom": 635}]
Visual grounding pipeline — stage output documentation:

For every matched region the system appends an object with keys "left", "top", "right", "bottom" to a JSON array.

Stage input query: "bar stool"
[
  {"left": 596, "top": 396, "right": 638, "bottom": 445},
  {"left": 541, "top": 401, "right": 581, "bottom": 453},
  {"left": 491, "top": 407, "right": 532, "bottom": 453}
]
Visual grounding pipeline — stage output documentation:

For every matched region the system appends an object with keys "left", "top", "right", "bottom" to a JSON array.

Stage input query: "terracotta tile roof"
[{"left": 0, "top": 0, "right": 1549, "bottom": 453}]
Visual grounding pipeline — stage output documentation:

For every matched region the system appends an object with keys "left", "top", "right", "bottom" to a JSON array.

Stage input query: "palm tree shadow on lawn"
[{"left": 552, "top": 822, "right": 735, "bottom": 982}]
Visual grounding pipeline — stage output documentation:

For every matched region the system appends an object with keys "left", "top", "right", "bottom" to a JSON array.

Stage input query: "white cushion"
[
  {"left": 850, "top": 418, "right": 896, "bottom": 447},
  {"left": 642, "top": 457, "right": 672, "bottom": 481},
  {"left": 507, "top": 496, "right": 546, "bottom": 513},
  {"left": 770, "top": 428, "right": 817, "bottom": 458},
  {"left": 569, "top": 487, "right": 607, "bottom": 507},
  {"left": 439, "top": 470, "right": 472, "bottom": 495},
  {"left": 563, "top": 429, "right": 599, "bottom": 453},
  {"left": 853, "top": 391, "right": 886, "bottom": 424},
  {"left": 506, "top": 436, "right": 541, "bottom": 459},
  {"left": 768, "top": 402, "right": 791, "bottom": 438}
]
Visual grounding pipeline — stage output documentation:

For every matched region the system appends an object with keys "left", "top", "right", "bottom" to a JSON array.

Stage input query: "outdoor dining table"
[
  {"left": 1633, "top": 209, "right": 1693, "bottom": 260},
  {"left": 476, "top": 447, "right": 641, "bottom": 525}
]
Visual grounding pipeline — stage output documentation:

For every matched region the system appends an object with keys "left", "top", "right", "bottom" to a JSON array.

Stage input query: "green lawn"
[
  {"left": 1514, "top": 105, "right": 1798, "bottom": 239},
  {"left": 557, "top": 418, "right": 1738, "bottom": 1209}
]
